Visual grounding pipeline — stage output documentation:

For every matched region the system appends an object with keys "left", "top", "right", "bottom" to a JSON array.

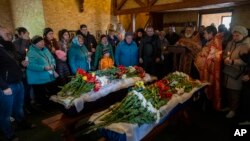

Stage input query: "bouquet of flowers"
[
  {"left": 94, "top": 66, "right": 145, "bottom": 80},
  {"left": 82, "top": 79, "right": 173, "bottom": 133},
  {"left": 80, "top": 72, "right": 207, "bottom": 134},
  {"left": 121, "top": 66, "right": 145, "bottom": 78},
  {"left": 165, "top": 71, "right": 202, "bottom": 95},
  {"left": 94, "top": 67, "right": 119, "bottom": 80},
  {"left": 57, "top": 69, "right": 101, "bottom": 97}
]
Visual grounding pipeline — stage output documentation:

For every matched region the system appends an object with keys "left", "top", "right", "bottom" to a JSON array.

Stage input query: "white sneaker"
[
  {"left": 239, "top": 121, "right": 250, "bottom": 125},
  {"left": 226, "top": 111, "right": 235, "bottom": 118}
]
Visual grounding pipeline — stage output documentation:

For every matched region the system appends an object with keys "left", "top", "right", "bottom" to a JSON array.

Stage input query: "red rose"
[
  {"left": 94, "top": 82, "right": 101, "bottom": 92},
  {"left": 166, "top": 92, "right": 173, "bottom": 99},
  {"left": 77, "top": 68, "right": 86, "bottom": 76},
  {"left": 162, "top": 79, "right": 170, "bottom": 85}
]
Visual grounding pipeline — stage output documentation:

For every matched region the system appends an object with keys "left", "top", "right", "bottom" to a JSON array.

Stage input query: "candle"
[
  {"left": 88, "top": 60, "right": 91, "bottom": 70},
  {"left": 25, "top": 48, "right": 29, "bottom": 61},
  {"left": 227, "top": 51, "right": 231, "bottom": 59},
  {"left": 90, "top": 43, "right": 93, "bottom": 49}
]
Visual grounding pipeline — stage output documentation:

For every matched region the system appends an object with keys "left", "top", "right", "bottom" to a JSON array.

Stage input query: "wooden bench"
[
  {"left": 42, "top": 89, "right": 129, "bottom": 141},
  {"left": 42, "top": 112, "right": 92, "bottom": 141}
]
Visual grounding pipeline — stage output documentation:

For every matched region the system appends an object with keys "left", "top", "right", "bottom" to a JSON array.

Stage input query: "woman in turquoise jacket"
[
  {"left": 68, "top": 35, "right": 90, "bottom": 74},
  {"left": 27, "top": 37, "right": 56, "bottom": 85},
  {"left": 94, "top": 35, "right": 114, "bottom": 69},
  {"left": 115, "top": 32, "right": 139, "bottom": 67},
  {"left": 26, "top": 35, "right": 58, "bottom": 107}
]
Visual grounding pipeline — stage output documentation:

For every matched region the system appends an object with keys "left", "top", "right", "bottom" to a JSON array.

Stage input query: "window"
[
  {"left": 200, "top": 12, "right": 232, "bottom": 29},
  {"left": 221, "top": 16, "right": 232, "bottom": 29}
]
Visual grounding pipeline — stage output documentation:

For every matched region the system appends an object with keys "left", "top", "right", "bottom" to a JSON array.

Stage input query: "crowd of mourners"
[{"left": 0, "top": 22, "right": 250, "bottom": 141}]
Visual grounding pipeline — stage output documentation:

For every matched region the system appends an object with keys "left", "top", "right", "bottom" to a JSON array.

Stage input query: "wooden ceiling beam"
[
  {"left": 149, "top": 0, "right": 158, "bottom": 6},
  {"left": 111, "top": 0, "right": 117, "bottom": 15},
  {"left": 117, "top": 0, "right": 127, "bottom": 10},
  {"left": 150, "top": 0, "right": 247, "bottom": 11},
  {"left": 115, "top": 0, "right": 249, "bottom": 15},
  {"left": 134, "top": 0, "right": 146, "bottom": 7},
  {"left": 113, "top": 0, "right": 117, "bottom": 9}
]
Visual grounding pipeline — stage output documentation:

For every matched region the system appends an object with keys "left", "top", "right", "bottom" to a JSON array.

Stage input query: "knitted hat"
[
  {"left": 232, "top": 25, "right": 248, "bottom": 37},
  {"left": 43, "top": 27, "right": 53, "bottom": 37},
  {"left": 125, "top": 32, "right": 133, "bottom": 37},
  {"left": 31, "top": 35, "right": 43, "bottom": 44}
]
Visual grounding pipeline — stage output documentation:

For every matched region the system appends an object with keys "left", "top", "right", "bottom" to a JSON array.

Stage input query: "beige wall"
[
  {"left": 119, "top": 12, "right": 149, "bottom": 32},
  {"left": 232, "top": 4, "right": 250, "bottom": 29},
  {"left": 135, "top": 13, "right": 149, "bottom": 30},
  {"left": 0, "top": 0, "right": 14, "bottom": 31},
  {"left": 42, "top": 0, "right": 117, "bottom": 39},
  {"left": 2, "top": 0, "right": 250, "bottom": 38},
  {"left": 10, "top": 0, "right": 45, "bottom": 37},
  {"left": 163, "top": 11, "right": 199, "bottom": 33}
]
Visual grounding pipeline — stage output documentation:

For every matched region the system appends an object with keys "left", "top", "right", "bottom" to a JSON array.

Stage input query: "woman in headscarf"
[{"left": 68, "top": 35, "right": 90, "bottom": 74}]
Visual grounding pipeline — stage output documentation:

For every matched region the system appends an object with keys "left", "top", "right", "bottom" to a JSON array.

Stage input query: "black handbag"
[{"left": 223, "top": 65, "right": 244, "bottom": 79}]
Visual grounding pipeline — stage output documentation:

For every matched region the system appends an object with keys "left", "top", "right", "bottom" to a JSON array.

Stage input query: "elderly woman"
[
  {"left": 68, "top": 35, "right": 90, "bottom": 74},
  {"left": 94, "top": 35, "right": 114, "bottom": 70},
  {"left": 115, "top": 32, "right": 138, "bottom": 67},
  {"left": 223, "top": 25, "right": 249, "bottom": 118},
  {"left": 27, "top": 35, "right": 58, "bottom": 108}
]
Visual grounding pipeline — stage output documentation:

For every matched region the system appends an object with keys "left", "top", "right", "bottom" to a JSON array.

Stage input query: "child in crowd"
[{"left": 99, "top": 49, "right": 114, "bottom": 70}]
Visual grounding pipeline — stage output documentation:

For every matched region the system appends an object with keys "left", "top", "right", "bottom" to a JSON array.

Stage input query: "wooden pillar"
[{"left": 131, "top": 14, "right": 136, "bottom": 32}]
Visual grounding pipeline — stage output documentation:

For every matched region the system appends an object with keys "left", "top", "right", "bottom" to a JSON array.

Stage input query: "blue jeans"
[{"left": 0, "top": 82, "right": 24, "bottom": 138}]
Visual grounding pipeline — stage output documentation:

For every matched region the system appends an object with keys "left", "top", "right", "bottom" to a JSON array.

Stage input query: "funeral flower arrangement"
[
  {"left": 57, "top": 66, "right": 146, "bottom": 97},
  {"left": 82, "top": 72, "right": 204, "bottom": 133},
  {"left": 166, "top": 71, "right": 202, "bottom": 95},
  {"left": 57, "top": 68, "right": 101, "bottom": 97},
  {"left": 94, "top": 66, "right": 145, "bottom": 79}
]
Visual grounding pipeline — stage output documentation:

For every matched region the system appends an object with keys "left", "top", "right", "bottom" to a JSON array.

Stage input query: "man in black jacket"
[
  {"left": 76, "top": 24, "right": 97, "bottom": 51},
  {"left": 0, "top": 27, "right": 34, "bottom": 141},
  {"left": 139, "top": 26, "right": 161, "bottom": 77}
]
